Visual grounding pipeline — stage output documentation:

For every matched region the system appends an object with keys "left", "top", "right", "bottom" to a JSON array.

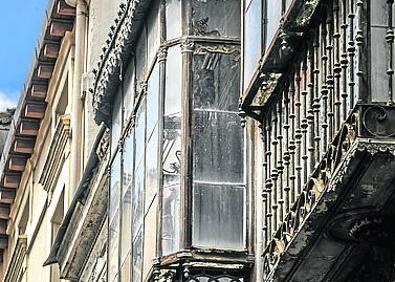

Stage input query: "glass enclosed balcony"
[{"left": 97, "top": 0, "right": 248, "bottom": 281}]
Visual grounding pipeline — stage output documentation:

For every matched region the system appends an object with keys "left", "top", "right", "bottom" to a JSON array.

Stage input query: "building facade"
[{"left": 1, "top": 0, "right": 395, "bottom": 281}]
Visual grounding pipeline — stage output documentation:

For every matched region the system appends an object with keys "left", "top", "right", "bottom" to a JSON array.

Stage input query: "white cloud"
[{"left": 0, "top": 91, "right": 19, "bottom": 112}]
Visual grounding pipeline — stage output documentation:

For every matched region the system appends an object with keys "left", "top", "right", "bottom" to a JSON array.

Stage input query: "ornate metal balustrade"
[
  {"left": 257, "top": 0, "right": 363, "bottom": 248},
  {"left": 241, "top": 0, "right": 395, "bottom": 280}
]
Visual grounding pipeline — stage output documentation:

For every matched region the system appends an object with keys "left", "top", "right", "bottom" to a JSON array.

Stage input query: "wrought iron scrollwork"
[{"left": 362, "top": 106, "right": 395, "bottom": 137}]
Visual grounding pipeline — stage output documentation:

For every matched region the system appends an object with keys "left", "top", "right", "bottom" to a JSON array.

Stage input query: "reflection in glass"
[
  {"left": 121, "top": 133, "right": 133, "bottom": 266},
  {"left": 123, "top": 60, "right": 135, "bottom": 123},
  {"left": 147, "top": 64, "right": 160, "bottom": 138},
  {"left": 132, "top": 228, "right": 143, "bottom": 282},
  {"left": 162, "top": 46, "right": 181, "bottom": 255},
  {"left": 136, "top": 28, "right": 148, "bottom": 94},
  {"left": 111, "top": 90, "right": 122, "bottom": 155},
  {"left": 244, "top": 0, "right": 262, "bottom": 91},
  {"left": 266, "top": 0, "right": 282, "bottom": 47},
  {"left": 148, "top": 1, "right": 160, "bottom": 66},
  {"left": 192, "top": 48, "right": 245, "bottom": 249},
  {"left": 191, "top": 0, "right": 240, "bottom": 38},
  {"left": 110, "top": 153, "right": 121, "bottom": 222},
  {"left": 166, "top": 0, "right": 181, "bottom": 39},
  {"left": 108, "top": 210, "right": 119, "bottom": 281},
  {"left": 146, "top": 128, "right": 159, "bottom": 211}
]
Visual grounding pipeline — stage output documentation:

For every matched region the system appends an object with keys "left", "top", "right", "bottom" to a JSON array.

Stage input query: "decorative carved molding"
[
  {"left": 3, "top": 235, "right": 27, "bottom": 282},
  {"left": 92, "top": 0, "right": 151, "bottom": 125},
  {"left": 95, "top": 128, "right": 110, "bottom": 161},
  {"left": 39, "top": 114, "right": 71, "bottom": 192},
  {"left": 180, "top": 40, "right": 195, "bottom": 53}
]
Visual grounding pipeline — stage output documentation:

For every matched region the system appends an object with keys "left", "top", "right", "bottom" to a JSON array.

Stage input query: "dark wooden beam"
[
  {"left": 0, "top": 235, "right": 8, "bottom": 249},
  {"left": 0, "top": 220, "right": 7, "bottom": 235},
  {"left": 0, "top": 205, "right": 10, "bottom": 221},
  {"left": 37, "top": 64, "right": 54, "bottom": 80},
  {"left": 24, "top": 103, "right": 46, "bottom": 119},
  {"left": 19, "top": 119, "right": 40, "bottom": 136},
  {"left": 8, "top": 156, "right": 27, "bottom": 172},
  {"left": 57, "top": 1, "right": 76, "bottom": 17},
  {"left": 30, "top": 84, "right": 48, "bottom": 99},
  {"left": 0, "top": 189, "right": 16, "bottom": 205},
  {"left": 13, "top": 137, "right": 35, "bottom": 154},
  {"left": 43, "top": 43, "right": 60, "bottom": 59},
  {"left": 49, "top": 20, "right": 73, "bottom": 38},
  {"left": 2, "top": 174, "right": 20, "bottom": 190}
]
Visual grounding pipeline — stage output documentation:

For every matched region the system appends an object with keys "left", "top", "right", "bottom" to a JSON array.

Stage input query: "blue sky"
[{"left": 0, "top": 0, "right": 48, "bottom": 110}]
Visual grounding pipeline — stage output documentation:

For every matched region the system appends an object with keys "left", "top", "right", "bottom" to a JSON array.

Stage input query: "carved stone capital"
[{"left": 180, "top": 40, "right": 195, "bottom": 53}]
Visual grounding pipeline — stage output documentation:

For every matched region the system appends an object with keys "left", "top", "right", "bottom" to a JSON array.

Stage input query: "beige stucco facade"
[{"left": 0, "top": 1, "right": 122, "bottom": 281}]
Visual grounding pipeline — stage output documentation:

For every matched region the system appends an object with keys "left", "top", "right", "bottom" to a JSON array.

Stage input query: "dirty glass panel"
[
  {"left": 136, "top": 27, "right": 148, "bottom": 94},
  {"left": 193, "top": 185, "right": 244, "bottom": 249},
  {"left": 192, "top": 48, "right": 245, "bottom": 249},
  {"left": 191, "top": 0, "right": 240, "bottom": 38},
  {"left": 162, "top": 46, "right": 181, "bottom": 255},
  {"left": 371, "top": 27, "right": 389, "bottom": 102},
  {"left": 148, "top": 0, "right": 160, "bottom": 66},
  {"left": 123, "top": 59, "right": 135, "bottom": 123},
  {"left": 132, "top": 228, "right": 143, "bottom": 282},
  {"left": 121, "top": 133, "right": 133, "bottom": 264},
  {"left": 266, "top": 0, "right": 282, "bottom": 47},
  {"left": 244, "top": 0, "right": 262, "bottom": 92},
  {"left": 166, "top": 0, "right": 181, "bottom": 39}
]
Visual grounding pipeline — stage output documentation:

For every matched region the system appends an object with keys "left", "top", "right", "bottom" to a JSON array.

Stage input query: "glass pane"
[
  {"left": 191, "top": 0, "right": 240, "bottom": 38},
  {"left": 165, "top": 46, "right": 182, "bottom": 116},
  {"left": 108, "top": 210, "right": 119, "bottom": 281},
  {"left": 147, "top": 64, "right": 160, "bottom": 138},
  {"left": 120, "top": 254, "right": 131, "bottom": 282},
  {"left": 166, "top": 0, "right": 181, "bottom": 40},
  {"left": 243, "top": 0, "right": 262, "bottom": 91},
  {"left": 121, "top": 133, "right": 133, "bottom": 262},
  {"left": 136, "top": 27, "right": 148, "bottom": 93},
  {"left": 193, "top": 184, "right": 244, "bottom": 249},
  {"left": 148, "top": 0, "right": 160, "bottom": 65},
  {"left": 143, "top": 197, "right": 158, "bottom": 278},
  {"left": 132, "top": 228, "right": 143, "bottom": 282},
  {"left": 135, "top": 98, "right": 146, "bottom": 166},
  {"left": 162, "top": 45, "right": 182, "bottom": 255},
  {"left": 146, "top": 128, "right": 159, "bottom": 211},
  {"left": 111, "top": 91, "right": 122, "bottom": 155},
  {"left": 266, "top": 0, "right": 282, "bottom": 47},
  {"left": 193, "top": 112, "right": 243, "bottom": 183},
  {"left": 193, "top": 50, "right": 240, "bottom": 111},
  {"left": 371, "top": 27, "right": 389, "bottom": 102},
  {"left": 110, "top": 153, "right": 121, "bottom": 221},
  {"left": 133, "top": 162, "right": 145, "bottom": 239},
  {"left": 192, "top": 48, "right": 245, "bottom": 249},
  {"left": 123, "top": 59, "right": 135, "bottom": 123}
]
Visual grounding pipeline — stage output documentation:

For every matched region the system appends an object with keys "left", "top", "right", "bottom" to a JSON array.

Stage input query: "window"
[
  {"left": 161, "top": 46, "right": 182, "bottom": 255},
  {"left": 243, "top": 0, "right": 263, "bottom": 91},
  {"left": 242, "top": 0, "right": 293, "bottom": 91}
]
